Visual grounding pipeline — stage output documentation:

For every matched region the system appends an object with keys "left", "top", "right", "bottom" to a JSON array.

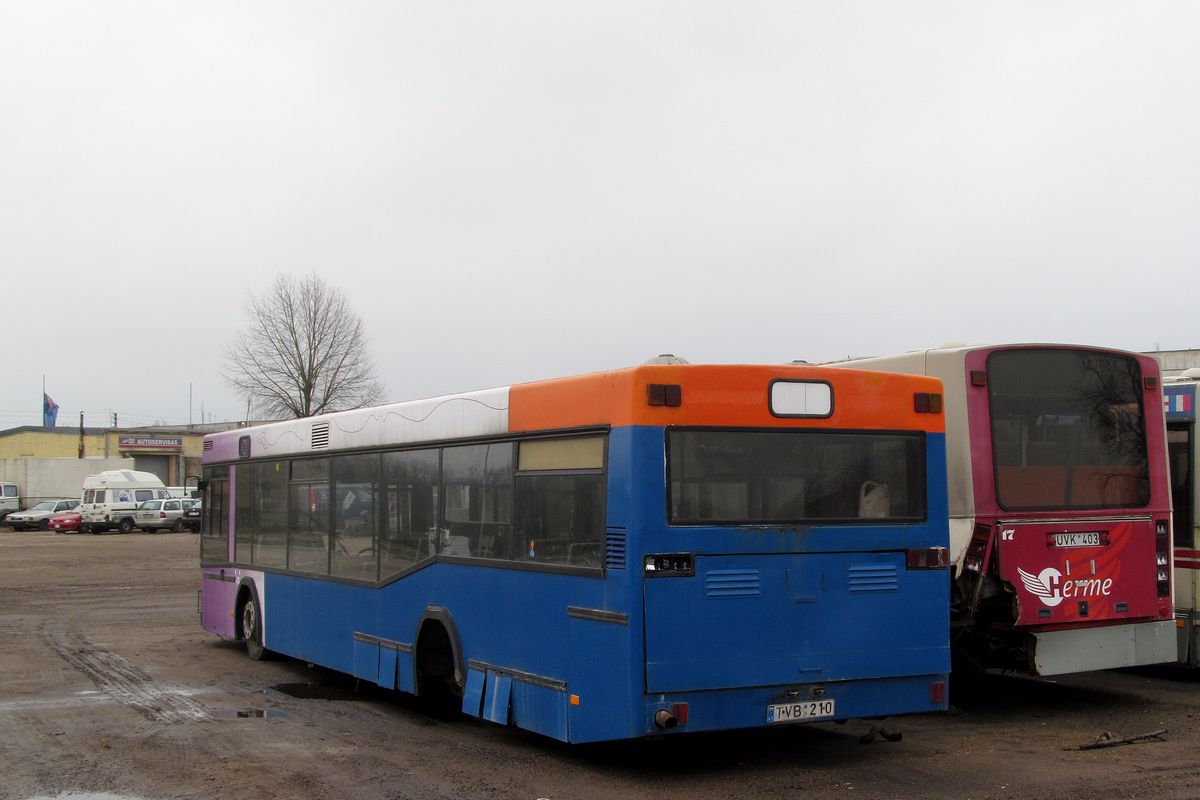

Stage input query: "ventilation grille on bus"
[
  {"left": 605, "top": 528, "right": 627, "bottom": 570},
  {"left": 847, "top": 564, "right": 899, "bottom": 592},
  {"left": 311, "top": 422, "right": 330, "bottom": 450},
  {"left": 705, "top": 569, "right": 762, "bottom": 598},
  {"left": 203, "top": 440, "right": 213, "bottom": 451}
]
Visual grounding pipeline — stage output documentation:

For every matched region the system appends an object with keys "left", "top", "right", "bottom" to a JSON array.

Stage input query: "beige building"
[{"left": 0, "top": 423, "right": 243, "bottom": 488}]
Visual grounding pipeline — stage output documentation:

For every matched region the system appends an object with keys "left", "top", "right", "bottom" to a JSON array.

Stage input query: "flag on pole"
[{"left": 43, "top": 393, "right": 59, "bottom": 427}]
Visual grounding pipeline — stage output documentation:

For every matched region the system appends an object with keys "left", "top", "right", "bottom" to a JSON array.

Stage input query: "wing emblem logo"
[{"left": 1017, "top": 566, "right": 1064, "bottom": 607}]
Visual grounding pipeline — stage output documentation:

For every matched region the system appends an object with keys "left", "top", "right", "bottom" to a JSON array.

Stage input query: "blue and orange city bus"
[{"left": 199, "top": 358, "right": 951, "bottom": 742}]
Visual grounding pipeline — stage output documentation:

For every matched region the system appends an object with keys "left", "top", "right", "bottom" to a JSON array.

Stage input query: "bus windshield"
[
  {"left": 668, "top": 429, "right": 926, "bottom": 524},
  {"left": 988, "top": 349, "right": 1150, "bottom": 510}
]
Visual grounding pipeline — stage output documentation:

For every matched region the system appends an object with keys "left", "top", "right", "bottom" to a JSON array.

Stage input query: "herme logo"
[{"left": 1017, "top": 566, "right": 1113, "bottom": 608}]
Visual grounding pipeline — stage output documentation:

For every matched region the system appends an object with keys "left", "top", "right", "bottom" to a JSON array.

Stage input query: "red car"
[{"left": 48, "top": 505, "right": 82, "bottom": 533}]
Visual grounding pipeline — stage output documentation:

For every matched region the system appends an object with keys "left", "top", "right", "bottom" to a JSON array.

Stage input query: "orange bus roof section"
[{"left": 507, "top": 364, "right": 945, "bottom": 433}]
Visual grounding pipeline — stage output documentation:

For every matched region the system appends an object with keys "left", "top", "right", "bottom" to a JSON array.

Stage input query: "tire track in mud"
[{"left": 41, "top": 627, "right": 212, "bottom": 724}]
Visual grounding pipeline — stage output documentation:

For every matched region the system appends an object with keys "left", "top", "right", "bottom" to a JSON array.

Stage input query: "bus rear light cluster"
[
  {"left": 913, "top": 392, "right": 943, "bottom": 413},
  {"left": 963, "top": 524, "right": 991, "bottom": 574},
  {"left": 646, "top": 384, "right": 682, "bottom": 407},
  {"left": 906, "top": 547, "right": 949, "bottom": 570},
  {"left": 1156, "top": 520, "right": 1171, "bottom": 597}
]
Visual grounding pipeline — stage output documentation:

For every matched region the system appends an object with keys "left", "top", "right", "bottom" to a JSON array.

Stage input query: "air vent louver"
[{"left": 311, "top": 422, "right": 330, "bottom": 449}]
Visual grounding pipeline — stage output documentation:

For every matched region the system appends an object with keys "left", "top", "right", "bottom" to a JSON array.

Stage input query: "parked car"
[
  {"left": 133, "top": 498, "right": 197, "bottom": 532},
  {"left": 182, "top": 499, "right": 202, "bottom": 532},
  {"left": 48, "top": 505, "right": 83, "bottom": 533},
  {"left": 6, "top": 500, "right": 79, "bottom": 531}
]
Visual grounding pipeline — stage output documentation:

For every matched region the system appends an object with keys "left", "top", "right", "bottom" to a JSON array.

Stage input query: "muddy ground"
[{"left": 1, "top": 529, "right": 1199, "bottom": 800}]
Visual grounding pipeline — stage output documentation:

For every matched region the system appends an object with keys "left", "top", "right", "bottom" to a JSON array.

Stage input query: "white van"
[
  {"left": 80, "top": 470, "right": 170, "bottom": 534},
  {"left": 0, "top": 482, "right": 19, "bottom": 523}
]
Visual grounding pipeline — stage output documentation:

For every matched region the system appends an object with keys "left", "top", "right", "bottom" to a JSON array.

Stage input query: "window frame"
[
  {"left": 665, "top": 426, "right": 928, "bottom": 527},
  {"left": 986, "top": 348, "right": 1151, "bottom": 512},
  {"left": 202, "top": 429, "right": 610, "bottom": 581}
]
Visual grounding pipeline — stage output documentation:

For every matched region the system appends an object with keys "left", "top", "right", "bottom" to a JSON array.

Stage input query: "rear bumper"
[
  {"left": 1030, "top": 620, "right": 1178, "bottom": 675},
  {"left": 636, "top": 673, "right": 950, "bottom": 741}
]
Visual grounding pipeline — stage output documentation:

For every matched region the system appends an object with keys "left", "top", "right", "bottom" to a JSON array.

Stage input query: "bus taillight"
[
  {"left": 913, "top": 392, "right": 943, "bottom": 413},
  {"left": 963, "top": 524, "right": 992, "bottom": 574},
  {"left": 1156, "top": 519, "right": 1171, "bottom": 598},
  {"left": 906, "top": 547, "right": 949, "bottom": 570}
]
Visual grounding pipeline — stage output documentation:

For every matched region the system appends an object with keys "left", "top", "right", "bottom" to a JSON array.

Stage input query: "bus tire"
[
  {"left": 118, "top": 518, "right": 134, "bottom": 534},
  {"left": 240, "top": 590, "right": 269, "bottom": 661}
]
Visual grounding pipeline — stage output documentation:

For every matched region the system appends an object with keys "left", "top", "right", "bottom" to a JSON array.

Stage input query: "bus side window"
[
  {"left": 514, "top": 473, "right": 604, "bottom": 566},
  {"left": 331, "top": 454, "right": 380, "bottom": 582},
  {"left": 442, "top": 443, "right": 514, "bottom": 561},
  {"left": 514, "top": 437, "right": 605, "bottom": 567},
  {"left": 381, "top": 449, "right": 440, "bottom": 578}
]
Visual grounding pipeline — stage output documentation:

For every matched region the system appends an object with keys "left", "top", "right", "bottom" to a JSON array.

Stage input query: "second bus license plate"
[
  {"left": 767, "top": 699, "right": 835, "bottom": 723},
  {"left": 1051, "top": 532, "right": 1102, "bottom": 548}
]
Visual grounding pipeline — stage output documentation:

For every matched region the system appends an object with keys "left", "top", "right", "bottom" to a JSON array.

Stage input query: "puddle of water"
[
  {"left": 267, "top": 682, "right": 360, "bottom": 701},
  {"left": 210, "top": 708, "right": 290, "bottom": 720}
]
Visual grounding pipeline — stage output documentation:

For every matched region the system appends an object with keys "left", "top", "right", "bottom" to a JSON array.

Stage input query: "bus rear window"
[
  {"left": 988, "top": 349, "right": 1150, "bottom": 510},
  {"left": 667, "top": 429, "right": 926, "bottom": 525}
]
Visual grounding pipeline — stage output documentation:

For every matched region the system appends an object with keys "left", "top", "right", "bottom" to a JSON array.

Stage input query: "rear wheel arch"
[{"left": 414, "top": 606, "right": 466, "bottom": 699}]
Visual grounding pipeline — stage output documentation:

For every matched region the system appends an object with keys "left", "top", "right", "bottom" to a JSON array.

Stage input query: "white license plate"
[
  {"left": 1051, "top": 532, "right": 1101, "bottom": 548},
  {"left": 767, "top": 699, "right": 835, "bottom": 723}
]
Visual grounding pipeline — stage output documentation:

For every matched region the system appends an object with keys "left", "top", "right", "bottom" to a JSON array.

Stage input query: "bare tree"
[{"left": 223, "top": 272, "right": 386, "bottom": 419}]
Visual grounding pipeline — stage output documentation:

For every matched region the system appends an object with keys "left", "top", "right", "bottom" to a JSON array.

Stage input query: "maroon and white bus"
[{"left": 833, "top": 343, "right": 1176, "bottom": 675}]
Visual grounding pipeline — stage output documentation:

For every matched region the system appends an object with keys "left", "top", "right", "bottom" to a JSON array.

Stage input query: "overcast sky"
[{"left": 3, "top": 2, "right": 1199, "bottom": 429}]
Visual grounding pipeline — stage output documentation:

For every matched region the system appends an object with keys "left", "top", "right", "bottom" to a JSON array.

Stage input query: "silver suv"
[{"left": 133, "top": 498, "right": 198, "bottom": 532}]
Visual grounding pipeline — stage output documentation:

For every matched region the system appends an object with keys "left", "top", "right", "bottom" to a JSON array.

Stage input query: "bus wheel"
[
  {"left": 241, "top": 594, "right": 269, "bottom": 661},
  {"left": 118, "top": 518, "right": 134, "bottom": 534}
]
